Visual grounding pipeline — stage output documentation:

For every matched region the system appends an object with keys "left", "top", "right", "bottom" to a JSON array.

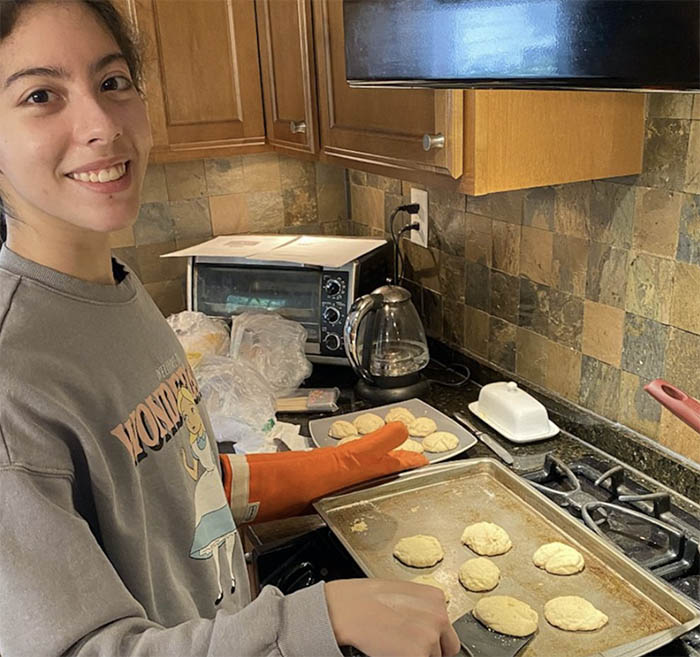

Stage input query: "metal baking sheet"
[
  {"left": 308, "top": 398, "right": 477, "bottom": 464},
  {"left": 314, "top": 459, "right": 700, "bottom": 657}
]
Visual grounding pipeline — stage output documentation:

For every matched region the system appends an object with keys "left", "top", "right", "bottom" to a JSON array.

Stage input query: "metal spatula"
[{"left": 453, "top": 611, "right": 535, "bottom": 657}]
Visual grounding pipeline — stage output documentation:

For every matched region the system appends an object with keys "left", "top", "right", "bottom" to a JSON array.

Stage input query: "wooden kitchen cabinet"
[
  {"left": 312, "top": 0, "right": 645, "bottom": 195},
  {"left": 256, "top": 0, "right": 319, "bottom": 159},
  {"left": 118, "top": 0, "right": 645, "bottom": 194},
  {"left": 313, "top": 0, "right": 464, "bottom": 180},
  {"left": 124, "top": 0, "right": 267, "bottom": 163}
]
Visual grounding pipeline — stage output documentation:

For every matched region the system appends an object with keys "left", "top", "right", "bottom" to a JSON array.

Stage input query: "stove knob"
[
  {"left": 323, "top": 306, "right": 341, "bottom": 324},
  {"left": 325, "top": 278, "right": 342, "bottom": 297},
  {"left": 324, "top": 333, "right": 341, "bottom": 351}
]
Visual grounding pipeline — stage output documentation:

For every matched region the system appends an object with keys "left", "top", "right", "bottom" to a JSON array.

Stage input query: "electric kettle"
[{"left": 344, "top": 285, "right": 430, "bottom": 402}]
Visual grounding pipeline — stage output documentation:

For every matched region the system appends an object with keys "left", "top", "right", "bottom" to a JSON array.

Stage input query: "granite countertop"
[
  {"left": 280, "top": 356, "right": 700, "bottom": 499},
  {"left": 253, "top": 349, "right": 700, "bottom": 545},
  {"left": 277, "top": 364, "right": 532, "bottom": 463}
]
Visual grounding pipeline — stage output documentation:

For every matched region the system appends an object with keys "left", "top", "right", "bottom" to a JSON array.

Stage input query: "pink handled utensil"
[{"left": 644, "top": 378, "right": 700, "bottom": 435}]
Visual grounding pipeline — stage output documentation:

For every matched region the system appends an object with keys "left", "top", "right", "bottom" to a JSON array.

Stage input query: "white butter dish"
[{"left": 468, "top": 381, "right": 559, "bottom": 443}]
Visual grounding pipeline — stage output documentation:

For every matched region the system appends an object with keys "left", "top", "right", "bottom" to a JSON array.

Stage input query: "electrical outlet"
[{"left": 410, "top": 188, "right": 428, "bottom": 247}]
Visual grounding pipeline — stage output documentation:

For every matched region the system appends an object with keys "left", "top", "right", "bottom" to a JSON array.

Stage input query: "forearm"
[
  {"left": 0, "top": 468, "right": 340, "bottom": 657},
  {"left": 65, "top": 584, "right": 342, "bottom": 657},
  {"left": 219, "top": 423, "right": 426, "bottom": 525}
]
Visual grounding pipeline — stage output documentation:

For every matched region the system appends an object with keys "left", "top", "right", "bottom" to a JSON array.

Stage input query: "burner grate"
[{"left": 523, "top": 454, "right": 700, "bottom": 603}]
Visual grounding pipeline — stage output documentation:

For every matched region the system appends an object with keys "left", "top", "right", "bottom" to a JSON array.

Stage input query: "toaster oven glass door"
[{"left": 195, "top": 265, "right": 321, "bottom": 342}]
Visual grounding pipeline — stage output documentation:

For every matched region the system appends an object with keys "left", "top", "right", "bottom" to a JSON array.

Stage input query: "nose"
[{"left": 73, "top": 92, "right": 123, "bottom": 145}]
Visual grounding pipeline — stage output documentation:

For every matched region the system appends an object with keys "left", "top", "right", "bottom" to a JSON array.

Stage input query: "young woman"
[{"left": 0, "top": 2, "right": 460, "bottom": 656}]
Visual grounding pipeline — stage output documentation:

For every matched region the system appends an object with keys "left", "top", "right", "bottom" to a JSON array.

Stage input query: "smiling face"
[{"left": 0, "top": 1, "right": 152, "bottom": 238}]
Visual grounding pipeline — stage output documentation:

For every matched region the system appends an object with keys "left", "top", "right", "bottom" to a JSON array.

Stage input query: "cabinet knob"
[
  {"left": 422, "top": 133, "right": 445, "bottom": 151},
  {"left": 290, "top": 120, "right": 307, "bottom": 134}
]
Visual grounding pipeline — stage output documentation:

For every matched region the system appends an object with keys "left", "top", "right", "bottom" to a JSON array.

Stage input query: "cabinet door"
[
  {"left": 313, "top": 0, "right": 462, "bottom": 179},
  {"left": 129, "top": 0, "right": 267, "bottom": 162},
  {"left": 256, "top": 0, "right": 318, "bottom": 158}
]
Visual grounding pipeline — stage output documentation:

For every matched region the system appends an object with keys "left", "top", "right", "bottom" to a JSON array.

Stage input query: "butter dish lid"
[{"left": 469, "top": 381, "right": 559, "bottom": 443}]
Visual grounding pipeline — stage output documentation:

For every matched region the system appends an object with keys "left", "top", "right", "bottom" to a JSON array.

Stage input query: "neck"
[{"left": 6, "top": 224, "right": 115, "bottom": 285}]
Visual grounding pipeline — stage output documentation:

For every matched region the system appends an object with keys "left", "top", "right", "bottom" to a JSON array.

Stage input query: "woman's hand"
[{"left": 325, "top": 579, "right": 460, "bottom": 657}]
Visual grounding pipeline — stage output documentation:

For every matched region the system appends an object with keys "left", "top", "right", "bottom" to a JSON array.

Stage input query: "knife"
[{"left": 454, "top": 411, "right": 514, "bottom": 466}]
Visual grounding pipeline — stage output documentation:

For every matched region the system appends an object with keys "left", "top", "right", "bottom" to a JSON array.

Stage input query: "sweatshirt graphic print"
[{"left": 108, "top": 355, "right": 238, "bottom": 604}]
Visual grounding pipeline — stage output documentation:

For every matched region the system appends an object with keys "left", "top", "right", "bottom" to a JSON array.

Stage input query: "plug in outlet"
[{"left": 409, "top": 188, "right": 428, "bottom": 247}]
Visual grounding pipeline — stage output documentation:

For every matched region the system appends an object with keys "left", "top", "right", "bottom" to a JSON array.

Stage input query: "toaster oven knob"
[
  {"left": 323, "top": 333, "right": 341, "bottom": 351},
  {"left": 323, "top": 306, "right": 341, "bottom": 324},
  {"left": 325, "top": 279, "right": 342, "bottom": 297}
]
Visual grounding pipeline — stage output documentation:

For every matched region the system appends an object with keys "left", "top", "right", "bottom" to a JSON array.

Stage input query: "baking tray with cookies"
[
  {"left": 313, "top": 459, "right": 700, "bottom": 657},
  {"left": 307, "top": 398, "right": 477, "bottom": 463}
]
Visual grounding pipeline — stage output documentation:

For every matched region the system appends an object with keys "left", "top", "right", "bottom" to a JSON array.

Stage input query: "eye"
[
  {"left": 24, "top": 89, "right": 56, "bottom": 105},
  {"left": 101, "top": 75, "right": 134, "bottom": 92}
]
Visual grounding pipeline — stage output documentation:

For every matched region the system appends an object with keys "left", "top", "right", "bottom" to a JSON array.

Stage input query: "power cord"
[
  {"left": 387, "top": 206, "right": 470, "bottom": 388},
  {"left": 424, "top": 358, "right": 471, "bottom": 387},
  {"left": 389, "top": 203, "right": 421, "bottom": 285}
]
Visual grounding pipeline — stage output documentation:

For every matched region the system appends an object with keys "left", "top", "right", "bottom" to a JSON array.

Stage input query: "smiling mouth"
[{"left": 67, "top": 161, "right": 129, "bottom": 183}]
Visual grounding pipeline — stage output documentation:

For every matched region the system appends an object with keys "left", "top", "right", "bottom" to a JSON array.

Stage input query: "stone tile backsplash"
[
  {"left": 344, "top": 93, "right": 700, "bottom": 464},
  {"left": 111, "top": 153, "right": 348, "bottom": 316},
  {"left": 123, "top": 93, "right": 700, "bottom": 466}
]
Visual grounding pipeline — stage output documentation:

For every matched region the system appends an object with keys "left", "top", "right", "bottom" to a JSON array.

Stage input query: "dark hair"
[
  {"left": 0, "top": 0, "right": 145, "bottom": 244},
  {"left": 0, "top": 0, "right": 144, "bottom": 92}
]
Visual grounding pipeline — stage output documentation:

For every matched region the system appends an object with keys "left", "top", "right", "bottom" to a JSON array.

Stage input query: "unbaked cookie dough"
[
  {"left": 458, "top": 557, "right": 500, "bottom": 592},
  {"left": 393, "top": 438, "right": 425, "bottom": 454},
  {"left": 328, "top": 420, "right": 357, "bottom": 439},
  {"left": 385, "top": 407, "right": 416, "bottom": 426},
  {"left": 473, "top": 596, "right": 538, "bottom": 637},
  {"left": 337, "top": 435, "right": 362, "bottom": 446},
  {"left": 544, "top": 596, "right": 608, "bottom": 631},
  {"left": 393, "top": 535, "right": 444, "bottom": 568},
  {"left": 411, "top": 574, "right": 450, "bottom": 603},
  {"left": 409, "top": 417, "right": 438, "bottom": 437},
  {"left": 533, "top": 542, "right": 585, "bottom": 575},
  {"left": 353, "top": 413, "right": 385, "bottom": 434},
  {"left": 461, "top": 522, "right": 512, "bottom": 556},
  {"left": 422, "top": 431, "right": 459, "bottom": 452}
]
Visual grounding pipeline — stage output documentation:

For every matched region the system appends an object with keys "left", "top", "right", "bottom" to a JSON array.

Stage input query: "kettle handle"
[
  {"left": 644, "top": 378, "right": 700, "bottom": 435},
  {"left": 344, "top": 293, "right": 382, "bottom": 383}
]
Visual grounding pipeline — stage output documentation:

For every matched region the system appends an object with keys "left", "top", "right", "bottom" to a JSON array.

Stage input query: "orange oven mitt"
[{"left": 220, "top": 421, "right": 427, "bottom": 524}]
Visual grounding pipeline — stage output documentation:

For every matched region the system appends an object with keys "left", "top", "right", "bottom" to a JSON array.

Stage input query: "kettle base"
[{"left": 355, "top": 377, "right": 430, "bottom": 404}]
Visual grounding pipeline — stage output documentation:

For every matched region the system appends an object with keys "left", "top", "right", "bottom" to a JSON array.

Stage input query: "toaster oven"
[{"left": 187, "top": 241, "right": 391, "bottom": 364}]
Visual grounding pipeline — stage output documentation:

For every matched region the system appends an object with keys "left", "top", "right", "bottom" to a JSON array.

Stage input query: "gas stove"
[
  {"left": 513, "top": 447, "right": 700, "bottom": 656},
  {"left": 522, "top": 453, "right": 700, "bottom": 604}
]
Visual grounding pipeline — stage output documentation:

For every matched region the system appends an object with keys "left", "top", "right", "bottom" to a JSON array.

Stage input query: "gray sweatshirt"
[{"left": 0, "top": 246, "right": 343, "bottom": 657}]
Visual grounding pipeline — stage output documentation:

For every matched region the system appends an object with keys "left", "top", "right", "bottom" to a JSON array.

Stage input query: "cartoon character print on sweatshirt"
[
  {"left": 178, "top": 387, "right": 237, "bottom": 606},
  {"left": 108, "top": 361, "right": 237, "bottom": 606}
]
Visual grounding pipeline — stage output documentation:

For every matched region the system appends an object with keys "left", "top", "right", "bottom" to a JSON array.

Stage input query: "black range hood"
[{"left": 344, "top": 0, "right": 700, "bottom": 92}]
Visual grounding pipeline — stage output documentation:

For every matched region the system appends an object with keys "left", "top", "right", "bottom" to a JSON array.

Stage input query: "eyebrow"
[{"left": 3, "top": 52, "right": 128, "bottom": 90}]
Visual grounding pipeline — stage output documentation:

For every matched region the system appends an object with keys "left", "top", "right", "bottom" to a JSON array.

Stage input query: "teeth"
[{"left": 70, "top": 162, "right": 127, "bottom": 183}]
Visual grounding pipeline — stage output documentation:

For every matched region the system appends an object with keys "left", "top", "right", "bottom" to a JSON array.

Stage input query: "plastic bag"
[
  {"left": 167, "top": 311, "right": 229, "bottom": 368},
  {"left": 229, "top": 311, "right": 312, "bottom": 398},
  {"left": 194, "top": 354, "right": 276, "bottom": 446}
]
